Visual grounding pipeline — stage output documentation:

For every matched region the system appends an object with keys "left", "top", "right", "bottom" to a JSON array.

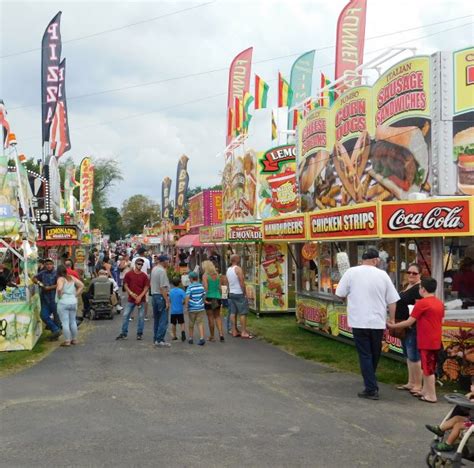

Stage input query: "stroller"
[
  {"left": 426, "top": 394, "right": 474, "bottom": 467},
  {"left": 89, "top": 281, "right": 114, "bottom": 320}
]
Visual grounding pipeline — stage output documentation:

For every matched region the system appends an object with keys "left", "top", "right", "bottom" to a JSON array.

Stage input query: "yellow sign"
[
  {"left": 454, "top": 47, "right": 474, "bottom": 116},
  {"left": 373, "top": 56, "right": 431, "bottom": 125}
]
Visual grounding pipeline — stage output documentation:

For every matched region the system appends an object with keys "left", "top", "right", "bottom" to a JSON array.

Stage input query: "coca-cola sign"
[{"left": 381, "top": 198, "right": 472, "bottom": 237}]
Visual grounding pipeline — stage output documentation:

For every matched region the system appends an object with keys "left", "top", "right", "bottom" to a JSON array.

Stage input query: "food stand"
[
  {"left": 0, "top": 153, "right": 42, "bottom": 352},
  {"left": 292, "top": 48, "right": 474, "bottom": 381}
]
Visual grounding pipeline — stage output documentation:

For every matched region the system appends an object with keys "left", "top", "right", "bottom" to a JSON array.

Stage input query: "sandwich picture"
[
  {"left": 454, "top": 127, "right": 474, "bottom": 195},
  {"left": 370, "top": 125, "right": 429, "bottom": 194}
]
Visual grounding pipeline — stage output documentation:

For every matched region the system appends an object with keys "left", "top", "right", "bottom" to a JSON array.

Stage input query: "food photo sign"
[
  {"left": 258, "top": 145, "right": 298, "bottom": 219},
  {"left": 297, "top": 55, "right": 432, "bottom": 209}
]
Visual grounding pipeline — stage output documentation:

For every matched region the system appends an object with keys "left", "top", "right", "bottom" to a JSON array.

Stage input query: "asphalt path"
[{"left": 1, "top": 311, "right": 448, "bottom": 467}]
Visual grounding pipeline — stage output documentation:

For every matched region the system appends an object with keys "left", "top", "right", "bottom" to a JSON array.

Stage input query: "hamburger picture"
[
  {"left": 370, "top": 125, "right": 428, "bottom": 195},
  {"left": 454, "top": 127, "right": 474, "bottom": 195}
]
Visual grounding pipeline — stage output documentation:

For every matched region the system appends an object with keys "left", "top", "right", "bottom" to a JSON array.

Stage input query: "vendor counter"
[{"left": 296, "top": 291, "right": 474, "bottom": 383}]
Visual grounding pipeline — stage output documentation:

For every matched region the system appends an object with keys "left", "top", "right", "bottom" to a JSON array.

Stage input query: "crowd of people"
[{"left": 35, "top": 243, "right": 254, "bottom": 349}]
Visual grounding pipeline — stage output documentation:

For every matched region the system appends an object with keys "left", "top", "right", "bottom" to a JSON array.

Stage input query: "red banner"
[
  {"left": 226, "top": 47, "right": 253, "bottom": 145},
  {"left": 380, "top": 198, "right": 472, "bottom": 237},
  {"left": 262, "top": 215, "right": 306, "bottom": 241},
  {"left": 335, "top": 0, "right": 367, "bottom": 93},
  {"left": 226, "top": 223, "right": 262, "bottom": 242},
  {"left": 308, "top": 203, "right": 378, "bottom": 240}
]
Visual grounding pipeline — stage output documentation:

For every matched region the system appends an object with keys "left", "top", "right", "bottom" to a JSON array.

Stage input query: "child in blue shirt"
[
  {"left": 169, "top": 277, "right": 186, "bottom": 341},
  {"left": 185, "top": 271, "right": 206, "bottom": 345}
]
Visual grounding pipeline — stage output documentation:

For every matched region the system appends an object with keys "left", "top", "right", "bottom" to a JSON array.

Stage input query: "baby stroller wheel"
[{"left": 426, "top": 452, "right": 436, "bottom": 467}]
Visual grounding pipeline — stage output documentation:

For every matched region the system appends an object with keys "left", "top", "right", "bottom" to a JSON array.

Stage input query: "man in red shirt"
[
  {"left": 388, "top": 277, "right": 444, "bottom": 403},
  {"left": 116, "top": 259, "right": 149, "bottom": 341}
]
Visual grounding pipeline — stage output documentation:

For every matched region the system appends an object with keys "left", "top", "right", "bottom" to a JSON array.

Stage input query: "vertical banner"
[
  {"left": 161, "top": 177, "right": 172, "bottom": 219},
  {"left": 373, "top": 56, "right": 431, "bottom": 200},
  {"left": 287, "top": 50, "right": 315, "bottom": 128},
  {"left": 297, "top": 107, "right": 331, "bottom": 212},
  {"left": 79, "top": 157, "right": 94, "bottom": 233},
  {"left": 174, "top": 155, "right": 189, "bottom": 220},
  {"left": 226, "top": 47, "right": 253, "bottom": 145},
  {"left": 48, "top": 155, "right": 61, "bottom": 224},
  {"left": 50, "top": 58, "right": 71, "bottom": 158},
  {"left": 453, "top": 47, "right": 474, "bottom": 196},
  {"left": 41, "top": 11, "right": 62, "bottom": 145},
  {"left": 335, "top": 0, "right": 367, "bottom": 93},
  {"left": 0, "top": 100, "right": 11, "bottom": 148},
  {"left": 63, "top": 160, "right": 79, "bottom": 215}
]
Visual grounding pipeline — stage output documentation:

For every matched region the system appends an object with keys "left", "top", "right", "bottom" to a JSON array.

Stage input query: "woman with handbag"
[
  {"left": 393, "top": 263, "right": 423, "bottom": 394},
  {"left": 202, "top": 260, "right": 225, "bottom": 342}
]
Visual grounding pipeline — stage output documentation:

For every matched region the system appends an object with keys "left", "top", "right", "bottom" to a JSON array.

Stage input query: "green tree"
[
  {"left": 89, "top": 158, "right": 123, "bottom": 230},
  {"left": 103, "top": 207, "right": 124, "bottom": 241},
  {"left": 121, "top": 195, "right": 160, "bottom": 235}
]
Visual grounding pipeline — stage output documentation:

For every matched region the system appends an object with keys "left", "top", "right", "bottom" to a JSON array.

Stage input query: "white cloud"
[{"left": 1, "top": 0, "right": 473, "bottom": 207}]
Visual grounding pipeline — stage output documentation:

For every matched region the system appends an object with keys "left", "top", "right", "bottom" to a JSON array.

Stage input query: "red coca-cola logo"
[
  {"left": 382, "top": 200, "right": 471, "bottom": 236},
  {"left": 388, "top": 206, "right": 464, "bottom": 231}
]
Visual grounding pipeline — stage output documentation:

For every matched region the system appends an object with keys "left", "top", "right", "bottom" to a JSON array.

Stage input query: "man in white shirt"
[{"left": 336, "top": 248, "right": 400, "bottom": 400}]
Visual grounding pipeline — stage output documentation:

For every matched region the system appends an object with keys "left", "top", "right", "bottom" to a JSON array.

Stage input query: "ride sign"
[{"left": 380, "top": 198, "right": 472, "bottom": 237}]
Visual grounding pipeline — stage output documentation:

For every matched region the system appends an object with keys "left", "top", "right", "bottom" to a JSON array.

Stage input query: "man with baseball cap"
[
  {"left": 150, "top": 254, "right": 171, "bottom": 347},
  {"left": 336, "top": 248, "right": 400, "bottom": 400},
  {"left": 34, "top": 258, "right": 61, "bottom": 340}
]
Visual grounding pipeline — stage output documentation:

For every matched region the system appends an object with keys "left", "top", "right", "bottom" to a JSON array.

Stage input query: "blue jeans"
[
  {"left": 40, "top": 300, "right": 60, "bottom": 333},
  {"left": 121, "top": 302, "right": 145, "bottom": 336},
  {"left": 402, "top": 326, "right": 420, "bottom": 362},
  {"left": 57, "top": 303, "right": 78, "bottom": 342},
  {"left": 352, "top": 328, "right": 384, "bottom": 394},
  {"left": 152, "top": 294, "right": 168, "bottom": 342}
]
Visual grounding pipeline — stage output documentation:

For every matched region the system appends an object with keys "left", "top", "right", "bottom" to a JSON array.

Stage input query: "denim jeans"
[
  {"left": 57, "top": 303, "right": 78, "bottom": 342},
  {"left": 152, "top": 294, "right": 168, "bottom": 342},
  {"left": 402, "top": 326, "right": 421, "bottom": 362},
  {"left": 40, "top": 300, "right": 60, "bottom": 333},
  {"left": 352, "top": 328, "right": 384, "bottom": 394},
  {"left": 121, "top": 301, "right": 145, "bottom": 336}
]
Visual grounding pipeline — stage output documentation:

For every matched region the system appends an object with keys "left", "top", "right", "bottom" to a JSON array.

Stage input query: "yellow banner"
[{"left": 454, "top": 47, "right": 474, "bottom": 116}]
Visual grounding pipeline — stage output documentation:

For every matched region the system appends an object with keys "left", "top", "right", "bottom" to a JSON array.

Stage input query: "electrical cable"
[{"left": 7, "top": 15, "right": 474, "bottom": 111}]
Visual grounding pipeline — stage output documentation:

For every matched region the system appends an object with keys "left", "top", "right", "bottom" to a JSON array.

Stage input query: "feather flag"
[
  {"left": 278, "top": 72, "right": 293, "bottom": 108},
  {"left": 254, "top": 75, "right": 269, "bottom": 109},
  {"left": 234, "top": 97, "right": 243, "bottom": 135},
  {"left": 243, "top": 92, "right": 254, "bottom": 132},
  {"left": 271, "top": 110, "right": 278, "bottom": 140},
  {"left": 291, "top": 109, "right": 302, "bottom": 130}
]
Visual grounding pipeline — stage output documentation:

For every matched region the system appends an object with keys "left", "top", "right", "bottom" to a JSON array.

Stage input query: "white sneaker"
[{"left": 157, "top": 341, "right": 171, "bottom": 348}]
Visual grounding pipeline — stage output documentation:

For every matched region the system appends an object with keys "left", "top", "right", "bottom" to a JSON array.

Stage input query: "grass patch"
[
  {"left": 0, "top": 320, "right": 93, "bottom": 377},
  {"left": 248, "top": 314, "right": 408, "bottom": 386}
]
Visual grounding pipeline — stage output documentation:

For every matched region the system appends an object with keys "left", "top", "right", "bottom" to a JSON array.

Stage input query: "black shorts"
[
  {"left": 204, "top": 298, "right": 222, "bottom": 310},
  {"left": 170, "top": 314, "right": 184, "bottom": 325}
]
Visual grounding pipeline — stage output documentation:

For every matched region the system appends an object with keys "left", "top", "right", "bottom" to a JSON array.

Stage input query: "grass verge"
[
  {"left": 0, "top": 320, "right": 92, "bottom": 377},
  {"left": 248, "top": 314, "right": 460, "bottom": 390}
]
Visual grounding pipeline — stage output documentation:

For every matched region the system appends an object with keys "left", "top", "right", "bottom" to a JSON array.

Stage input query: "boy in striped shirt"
[{"left": 185, "top": 272, "right": 206, "bottom": 345}]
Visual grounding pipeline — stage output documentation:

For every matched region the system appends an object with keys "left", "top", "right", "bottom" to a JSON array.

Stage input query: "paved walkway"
[{"left": 1, "top": 314, "right": 446, "bottom": 467}]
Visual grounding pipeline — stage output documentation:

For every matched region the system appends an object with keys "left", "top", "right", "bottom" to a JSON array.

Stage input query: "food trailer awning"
[
  {"left": 37, "top": 239, "right": 81, "bottom": 246},
  {"left": 176, "top": 234, "right": 206, "bottom": 248}
]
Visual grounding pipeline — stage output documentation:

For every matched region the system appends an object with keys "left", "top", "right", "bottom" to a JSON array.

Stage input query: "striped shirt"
[{"left": 186, "top": 282, "right": 205, "bottom": 312}]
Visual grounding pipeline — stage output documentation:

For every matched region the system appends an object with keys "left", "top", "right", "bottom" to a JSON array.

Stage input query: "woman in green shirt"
[{"left": 202, "top": 260, "right": 226, "bottom": 342}]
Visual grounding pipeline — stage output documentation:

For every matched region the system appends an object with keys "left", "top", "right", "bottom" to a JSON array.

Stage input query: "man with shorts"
[
  {"left": 169, "top": 277, "right": 186, "bottom": 341},
  {"left": 226, "top": 254, "right": 252, "bottom": 339},
  {"left": 185, "top": 271, "right": 206, "bottom": 345},
  {"left": 336, "top": 248, "right": 399, "bottom": 400},
  {"left": 150, "top": 254, "right": 171, "bottom": 347},
  {"left": 388, "top": 277, "right": 444, "bottom": 403}
]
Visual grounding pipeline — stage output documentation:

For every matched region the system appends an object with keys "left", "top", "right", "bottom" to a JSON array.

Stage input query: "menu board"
[{"left": 260, "top": 243, "right": 288, "bottom": 311}]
